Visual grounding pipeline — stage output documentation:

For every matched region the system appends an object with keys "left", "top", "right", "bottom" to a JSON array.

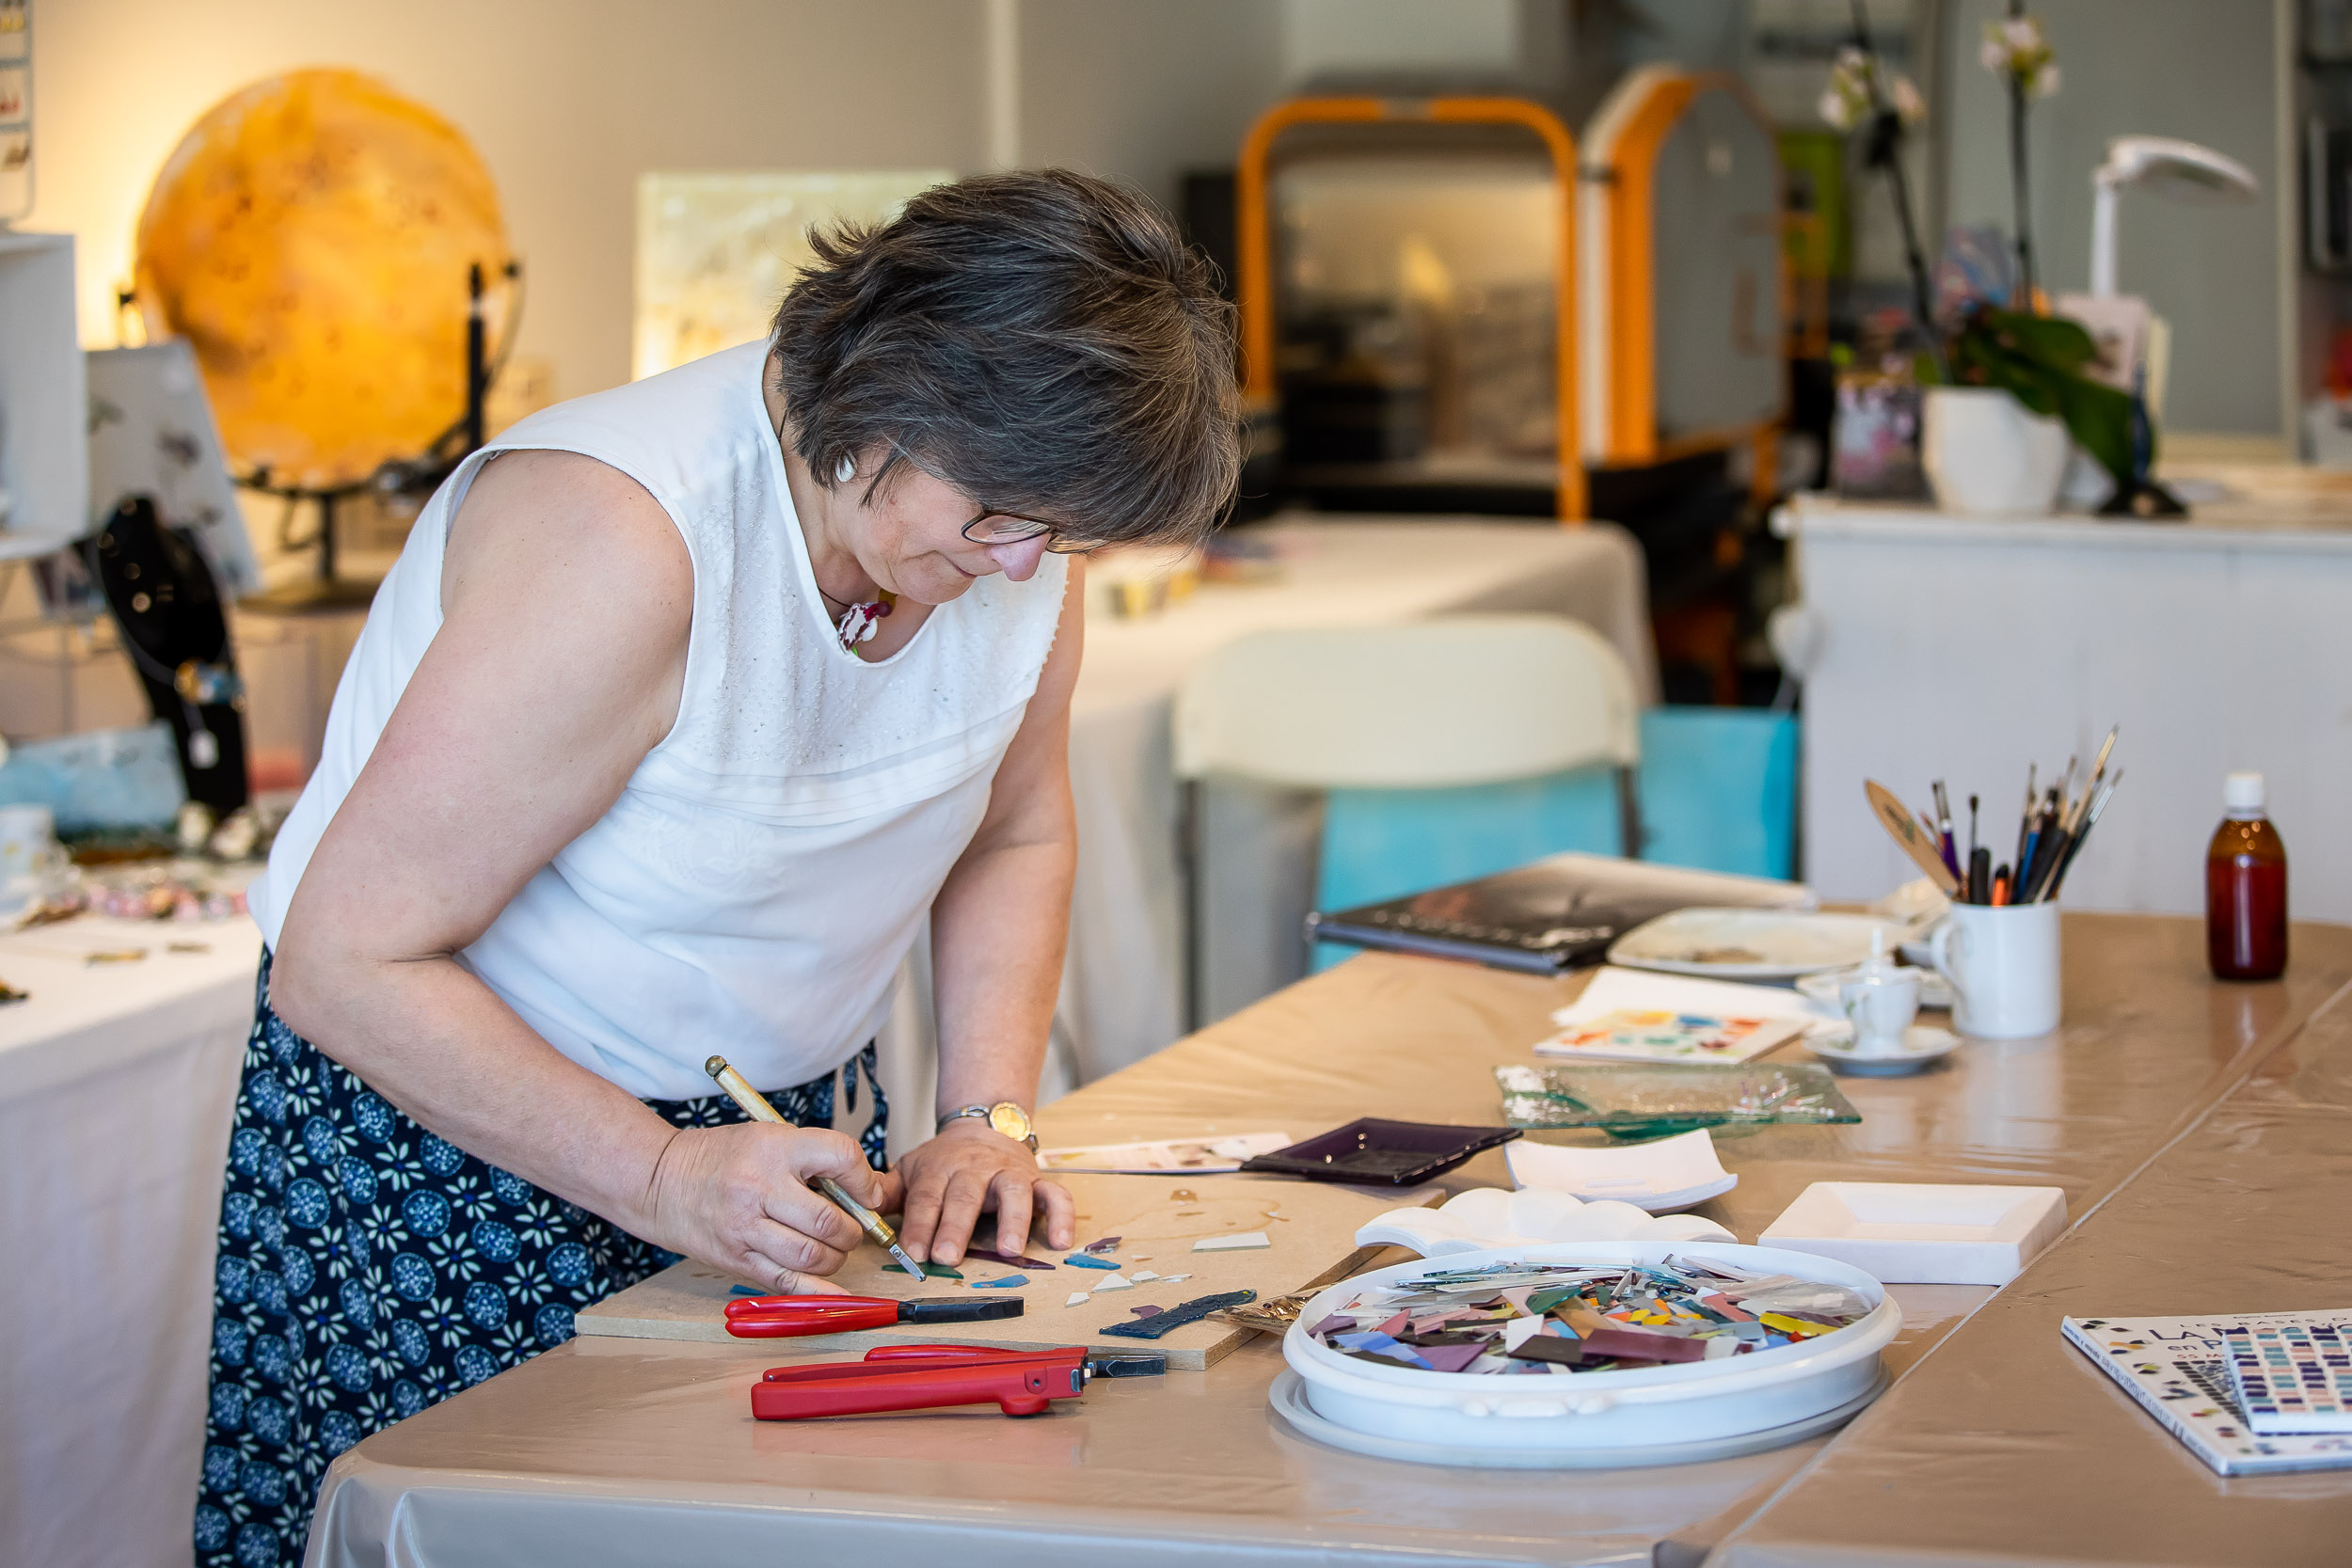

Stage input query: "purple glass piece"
[
  {"left": 1083, "top": 1236, "right": 1121, "bottom": 1255},
  {"left": 1307, "top": 1314, "right": 1355, "bottom": 1338},
  {"left": 1418, "top": 1342, "right": 1487, "bottom": 1374},
  {"left": 966, "top": 1249, "right": 1056, "bottom": 1269},
  {"left": 1130, "top": 1304, "right": 1165, "bottom": 1318}
]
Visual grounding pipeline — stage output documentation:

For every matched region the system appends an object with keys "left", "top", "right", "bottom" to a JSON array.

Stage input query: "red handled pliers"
[
  {"left": 751, "top": 1343, "right": 1167, "bottom": 1420},
  {"left": 723, "top": 1293, "right": 1024, "bottom": 1338}
]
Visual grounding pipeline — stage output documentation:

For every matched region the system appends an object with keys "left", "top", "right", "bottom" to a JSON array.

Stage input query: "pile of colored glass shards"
[{"left": 1304, "top": 1259, "right": 1873, "bottom": 1375}]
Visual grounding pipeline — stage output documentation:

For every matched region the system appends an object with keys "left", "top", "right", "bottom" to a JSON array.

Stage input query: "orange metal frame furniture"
[
  {"left": 1578, "top": 68, "right": 1786, "bottom": 492},
  {"left": 1234, "top": 96, "right": 1586, "bottom": 524}
]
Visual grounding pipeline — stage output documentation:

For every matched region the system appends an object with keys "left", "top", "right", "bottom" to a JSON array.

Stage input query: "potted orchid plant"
[{"left": 1825, "top": 3, "right": 2128, "bottom": 515}]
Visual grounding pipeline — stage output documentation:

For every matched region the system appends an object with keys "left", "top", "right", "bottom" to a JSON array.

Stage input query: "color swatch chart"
[{"left": 2224, "top": 1322, "right": 2352, "bottom": 1434}]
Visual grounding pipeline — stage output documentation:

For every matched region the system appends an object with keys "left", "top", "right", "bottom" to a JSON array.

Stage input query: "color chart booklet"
[
  {"left": 1536, "top": 1007, "right": 1807, "bottom": 1065},
  {"left": 2063, "top": 1311, "right": 2352, "bottom": 1475}
]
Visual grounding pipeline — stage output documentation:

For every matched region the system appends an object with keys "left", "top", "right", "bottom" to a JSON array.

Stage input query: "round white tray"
[
  {"left": 1269, "top": 1367, "right": 1889, "bottom": 1469},
  {"left": 1281, "top": 1241, "right": 1901, "bottom": 1453}
]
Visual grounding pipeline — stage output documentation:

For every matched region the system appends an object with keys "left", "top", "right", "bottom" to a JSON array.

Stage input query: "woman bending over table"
[{"left": 196, "top": 170, "right": 1238, "bottom": 1567}]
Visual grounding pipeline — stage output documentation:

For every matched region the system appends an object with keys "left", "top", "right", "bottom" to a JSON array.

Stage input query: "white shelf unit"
[{"left": 0, "top": 230, "right": 87, "bottom": 558}]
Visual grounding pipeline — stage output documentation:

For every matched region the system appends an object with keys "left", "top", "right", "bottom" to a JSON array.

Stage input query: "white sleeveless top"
[{"left": 250, "top": 341, "right": 1070, "bottom": 1101}]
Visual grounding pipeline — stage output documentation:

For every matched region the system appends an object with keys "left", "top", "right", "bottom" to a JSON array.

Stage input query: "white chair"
[{"left": 1171, "top": 613, "right": 1643, "bottom": 1029}]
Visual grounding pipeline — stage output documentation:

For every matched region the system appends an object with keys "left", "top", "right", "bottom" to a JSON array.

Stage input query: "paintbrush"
[
  {"left": 1866, "top": 780, "right": 1962, "bottom": 895},
  {"left": 2013, "top": 764, "right": 2037, "bottom": 880},
  {"left": 2066, "top": 725, "right": 2120, "bottom": 833},
  {"left": 1931, "top": 780, "right": 1960, "bottom": 878},
  {"left": 2042, "top": 769, "right": 2122, "bottom": 902},
  {"left": 704, "top": 1054, "right": 926, "bottom": 1283}
]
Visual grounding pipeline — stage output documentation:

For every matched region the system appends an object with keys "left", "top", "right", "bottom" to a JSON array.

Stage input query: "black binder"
[{"left": 1306, "top": 852, "right": 1813, "bottom": 976}]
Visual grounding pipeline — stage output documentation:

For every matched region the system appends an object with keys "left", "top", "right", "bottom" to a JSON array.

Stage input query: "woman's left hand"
[{"left": 891, "top": 1120, "right": 1075, "bottom": 1264}]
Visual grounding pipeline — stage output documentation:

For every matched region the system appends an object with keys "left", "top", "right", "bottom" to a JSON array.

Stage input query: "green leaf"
[
  {"left": 1981, "top": 309, "right": 2100, "bottom": 374},
  {"left": 1943, "top": 305, "right": 2137, "bottom": 483},
  {"left": 2054, "top": 374, "right": 2137, "bottom": 484}
]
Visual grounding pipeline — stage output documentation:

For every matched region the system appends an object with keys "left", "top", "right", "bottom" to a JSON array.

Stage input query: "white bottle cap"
[{"left": 2224, "top": 771, "right": 2266, "bottom": 814}]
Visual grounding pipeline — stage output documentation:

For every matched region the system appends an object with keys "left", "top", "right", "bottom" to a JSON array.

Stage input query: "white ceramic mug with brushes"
[{"left": 1929, "top": 901, "right": 2061, "bottom": 1038}]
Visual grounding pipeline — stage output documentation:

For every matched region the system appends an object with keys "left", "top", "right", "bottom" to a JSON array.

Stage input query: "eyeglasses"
[
  {"left": 960, "top": 510, "right": 1109, "bottom": 556},
  {"left": 879, "top": 441, "right": 1109, "bottom": 554}
]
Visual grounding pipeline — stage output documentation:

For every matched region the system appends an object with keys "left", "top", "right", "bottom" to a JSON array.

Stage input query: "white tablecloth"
[
  {"left": 0, "top": 916, "right": 263, "bottom": 1568},
  {"left": 912, "top": 515, "right": 1650, "bottom": 1126}
]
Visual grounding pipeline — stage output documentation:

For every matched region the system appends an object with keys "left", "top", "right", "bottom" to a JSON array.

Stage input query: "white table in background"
[
  {"left": 0, "top": 916, "right": 262, "bottom": 1568},
  {"left": 1057, "top": 515, "right": 1653, "bottom": 1079},
  {"left": 1776, "top": 484, "right": 2352, "bottom": 920}
]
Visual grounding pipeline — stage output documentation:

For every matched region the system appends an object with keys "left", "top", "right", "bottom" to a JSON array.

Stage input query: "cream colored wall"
[
  {"left": 29, "top": 0, "right": 995, "bottom": 400},
  {"left": 31, "top": 0, "right": 1290, "bottom": 401},
  {"left": 14, "top": 0, "right": 1289, "bottom": 758}
]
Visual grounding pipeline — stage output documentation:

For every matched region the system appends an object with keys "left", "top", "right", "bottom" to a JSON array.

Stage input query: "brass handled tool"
[{"left": 704, "top": 1054, "right": 926, "bottom": 1283}]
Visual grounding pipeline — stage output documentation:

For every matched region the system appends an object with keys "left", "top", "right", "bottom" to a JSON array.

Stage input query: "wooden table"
[{"left": 307, "top": 915, "right": 2352, "bottom": 1567}]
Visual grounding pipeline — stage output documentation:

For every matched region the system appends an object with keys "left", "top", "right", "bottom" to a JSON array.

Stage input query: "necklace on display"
[{"left": 820, "top": 585, "right": 898, "bottom": 654}]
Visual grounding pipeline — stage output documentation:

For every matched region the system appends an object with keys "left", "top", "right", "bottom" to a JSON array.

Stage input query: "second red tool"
[
  {"left": 723, "top": 1293, "right": 1024, "bottom": 1338},
  {"left": 751, "top": 1343, "right": 1166, "bottom": 1420}
]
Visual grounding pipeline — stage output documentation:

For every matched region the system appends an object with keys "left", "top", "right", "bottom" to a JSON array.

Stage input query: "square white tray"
[{"left": 1757, "top": 1181, "right": 2067, "bottom": 1285}]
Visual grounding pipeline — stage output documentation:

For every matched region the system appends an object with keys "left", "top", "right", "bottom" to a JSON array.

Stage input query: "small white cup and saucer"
[{"left": 1798, "top": 930, "right": 1961, "bottom": 1076}]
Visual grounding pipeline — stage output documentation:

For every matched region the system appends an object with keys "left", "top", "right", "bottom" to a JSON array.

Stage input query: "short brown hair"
[{"left": 770, "top": 170, "right": 1240, "bottom": 547}]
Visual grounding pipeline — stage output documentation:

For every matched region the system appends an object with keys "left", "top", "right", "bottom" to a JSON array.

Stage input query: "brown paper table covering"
[
  {"left": 1713, "top": 954, "right": 2352, "bottom": 1567},
  {"left": 307, "top": 915, "right": 2352, "bottom": 1568}
]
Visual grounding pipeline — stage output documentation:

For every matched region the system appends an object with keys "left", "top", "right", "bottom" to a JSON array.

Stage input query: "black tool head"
[
  {"left": 899, "top": 1296, "right": 1025, "bottom": 1323},
  {"left": 1084, "top": 1352, "right": 1168, "bottom": 1378}
]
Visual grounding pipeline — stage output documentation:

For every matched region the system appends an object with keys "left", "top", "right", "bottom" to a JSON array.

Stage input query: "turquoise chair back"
[
  {"left": 1311, "top": 707, "right": 1797, "bottom": 971},
  {"left": 1634, "top": 706, "right": 1798, "bottom": 880}
]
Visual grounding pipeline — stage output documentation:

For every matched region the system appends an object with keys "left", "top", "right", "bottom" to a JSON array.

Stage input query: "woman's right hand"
[{"left": 639, "top": 1122, "right": 891, "bottom": 1295}]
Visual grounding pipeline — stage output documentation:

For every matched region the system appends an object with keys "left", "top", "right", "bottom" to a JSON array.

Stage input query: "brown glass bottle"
[{"left": 2206, "top": 772, "right": 2287, "bottom": 980}]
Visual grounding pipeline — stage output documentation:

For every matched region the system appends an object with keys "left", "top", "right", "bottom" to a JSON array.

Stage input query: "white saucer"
[{"left": 1805, "top": 1024, "right": 1961, "bottom": 1076}]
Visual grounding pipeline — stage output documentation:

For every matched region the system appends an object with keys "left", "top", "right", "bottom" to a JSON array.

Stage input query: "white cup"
[
  {"left": 1837, "top": 962, "right": 1922, "bottom": 1053},
  {"left": 1928, "top": 902, "right": 2061, "bottom": 1038}
]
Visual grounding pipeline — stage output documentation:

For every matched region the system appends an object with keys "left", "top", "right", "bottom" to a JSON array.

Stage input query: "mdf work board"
[{"left": 576, "top": 1171, "right": 1434, "bottom": 1370}]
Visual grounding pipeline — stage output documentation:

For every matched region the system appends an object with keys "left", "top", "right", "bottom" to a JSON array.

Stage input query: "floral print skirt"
[{"left": 195, "top": 952, "right": 886, "bottom": 1568}]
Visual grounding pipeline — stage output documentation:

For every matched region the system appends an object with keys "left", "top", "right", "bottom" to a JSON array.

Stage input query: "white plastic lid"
[{"left": 2224, "top": 771, "right": 2266, "bottom": 813}]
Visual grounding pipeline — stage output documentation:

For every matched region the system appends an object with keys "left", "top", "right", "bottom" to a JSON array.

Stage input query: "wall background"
[
  {"left": 25, "top": 0, "right": 1286, "bottom": 402},
  {"left": 1937, "top": 0, "right": 2291, "bottom": 441},
  {"left": 30, "top": 0, "right": 2299, "bottom": 437}
]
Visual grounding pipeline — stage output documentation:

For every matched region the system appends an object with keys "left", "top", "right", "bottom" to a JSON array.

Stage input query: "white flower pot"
[{"left": 1922, "top": 386, "right": 2070, "bottom": 516}]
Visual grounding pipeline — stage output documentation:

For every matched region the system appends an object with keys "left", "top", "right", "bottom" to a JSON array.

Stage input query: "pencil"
[{"left": 704, "top": 1054, "right": 926, "bottom": 1283}]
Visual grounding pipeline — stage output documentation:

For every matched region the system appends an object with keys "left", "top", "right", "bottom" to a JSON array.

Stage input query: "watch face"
[{"left": 986, "top": 1101, "right": 1032, "bottom": 1140}]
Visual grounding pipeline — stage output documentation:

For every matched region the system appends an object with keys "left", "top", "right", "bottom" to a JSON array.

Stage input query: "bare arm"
[
  {"left": 892, "top": 557, "right": 1086, "bottom": 1263},
  {"left": 270, "top": 450, "right": 882, "bottom": 1292}
]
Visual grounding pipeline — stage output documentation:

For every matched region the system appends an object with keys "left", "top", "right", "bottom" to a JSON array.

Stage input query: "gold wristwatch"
[{"left": 938, "top": 1101, "right": 1038, "bottom": 1151}]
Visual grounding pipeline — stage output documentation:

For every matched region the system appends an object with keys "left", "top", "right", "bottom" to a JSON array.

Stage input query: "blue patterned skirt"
[{"left": 195, "top": 953, "right": 886, "bottom": 1568}]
